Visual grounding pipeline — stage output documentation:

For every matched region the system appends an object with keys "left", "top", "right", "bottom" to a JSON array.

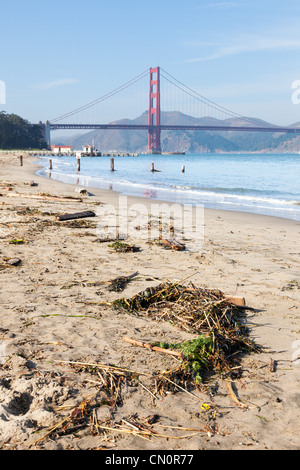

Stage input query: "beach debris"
[
  {"left": 29, "top": 180, "right": 37, "bottom": 187},
  {"left": 29, "top": 393, "right": 109, "bottom": 447},
  {"left": 124, "top": 334, "right": 217, "bottom": 389},
  {"left": 30, "top": 403, "right": 206, "bottom": 447},
  {"left": 75, "top": 187, "right": 89, "bottom": 195},
  {"left": 225, "top": 381, "right": 248, "bottom": 409},
  {"left": 4, "top": 257, "right": 22, "bottom": 266},
  {"left": 123, "top": 336, "right": 184, "bottom": 358},
  {"left": 0, "top": 181, "right": 15, "bottom": 189},
  {"left": 281, "top": 280, "right": 300, "bottom": 291},
  {"left": 107, "top": 272, "right": 139, "bottom": 292},
  {"left": 0, "top": 257, "right": 22, "bottom": 270},
  {"left": 159, "top": 236, "right": 185, "bottom": 251},
  {"left": 28, "top": 357, "right": 208, "bottom": 447},
  {"left": 26, "top": 360, "right": 141, "bottom": 444},
  {"left": 223, "top": 295, "right": 246, "bottom": 307},
  {"left": 125, "top": 334, "right": 215, "bottom": 391},
  {"left": 56, "top": 359, "right": 139, "bottom": 387},
  {"left": 35, "top": 218, "right": 97, "bottom": 231},
  {"left": 114, "top": 281, "right": 260, "bottom": 391},
  {"left": 60, "top": 280, "right": 83, "bottom": 290},
  {"left": 8, "top": 238, "right": 25, "bottom": 245},
  {"left": 56, "top": 210, "right": 96, "bottom": 221},
  {"left": 92, "top": 234, "right": 126, "bottom": 243},
  {"left": 59, "top": 272, "right": 139, "bottom": 293},
  {"left": 269, "top": 358, "right": 277, "bottom": 372},
  {"left": 108, "top": 240, "right": 140, "bottom": 253},
  {"left": 5, "top": 191, "right": 83, "bottom": 202},
  {"left": 14, "top": 206, "right": 44, "bottom": 216}
]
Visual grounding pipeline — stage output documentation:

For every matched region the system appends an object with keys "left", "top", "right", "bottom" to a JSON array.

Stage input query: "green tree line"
[{"left": 0, "top": 111, "right": 47, "bottom": 149}]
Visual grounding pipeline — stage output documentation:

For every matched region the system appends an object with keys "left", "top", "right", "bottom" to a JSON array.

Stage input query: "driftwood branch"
[
  {"left": 123, "top": 337, "right": 183, "bottom": 358},
  {"left": 5, "top": 191, "right": 82, "bottom": 202},
  {"left": 159, "top": 236, "right": 185, "bottom": 251},
  {"left": 226, "top": 381, "right": 248, "bottom": 409}
]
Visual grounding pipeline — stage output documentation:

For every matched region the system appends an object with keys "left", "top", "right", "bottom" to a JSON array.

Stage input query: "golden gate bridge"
[{"left": 42, "top": 66, "right": 300, "bottom": 153}]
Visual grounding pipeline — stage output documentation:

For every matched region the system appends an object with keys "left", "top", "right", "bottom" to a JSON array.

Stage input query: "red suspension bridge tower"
[{"left": 148, "top": 66, "right": 161, "bottom": 154}]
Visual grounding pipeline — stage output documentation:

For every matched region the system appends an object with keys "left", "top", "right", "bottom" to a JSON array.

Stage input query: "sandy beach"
[{"left": 0, "top": 152, "right": 299, "bottom": 451}]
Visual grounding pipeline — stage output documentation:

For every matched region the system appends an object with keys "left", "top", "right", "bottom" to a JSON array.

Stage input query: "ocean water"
[{"left": 36, "top": 153, "right": 300, "bottom": 221}]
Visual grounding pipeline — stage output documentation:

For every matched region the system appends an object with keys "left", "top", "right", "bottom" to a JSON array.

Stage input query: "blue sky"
[{"left": 1, "top": 0, "right": 300, "bottom": 125}]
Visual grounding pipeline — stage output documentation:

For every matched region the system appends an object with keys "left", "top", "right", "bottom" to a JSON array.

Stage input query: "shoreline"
[
  {"left": 0, "top": 152, "right": 300, "bottom": 450},
  {"left": 35, "top": 154, "right": 300, "bottom": 223},
  {"left": 33, "top": 153, "right": 300, "bottom": 227}
]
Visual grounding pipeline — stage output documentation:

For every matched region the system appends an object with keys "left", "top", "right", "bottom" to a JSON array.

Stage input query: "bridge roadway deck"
[{"left": 49, "top": 123, "right": 300, "bottom": 133}]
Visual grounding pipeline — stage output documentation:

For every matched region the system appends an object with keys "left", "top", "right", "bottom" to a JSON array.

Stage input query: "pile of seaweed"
[{"left": 113, "top": 282, "right": 261, "bottom": 392}]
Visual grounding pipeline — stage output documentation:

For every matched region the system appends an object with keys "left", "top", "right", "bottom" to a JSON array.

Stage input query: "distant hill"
[{"left": 52, "top": 111, "right": 300, "bottom": 153}]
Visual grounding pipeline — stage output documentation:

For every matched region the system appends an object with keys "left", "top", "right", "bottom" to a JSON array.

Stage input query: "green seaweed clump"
[
  {"left": 153, "top": 335, "right": 214, "bottom": 384},
  {"left": 108, "top": 241, "right": 140, "bottom": 253}
]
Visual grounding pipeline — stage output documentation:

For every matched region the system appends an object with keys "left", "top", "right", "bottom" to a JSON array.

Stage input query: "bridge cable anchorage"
[
  {"left": 50, "top": 69, "right": 149, "bottom": 124},
  {"left": 160, "top": 68, "right": 275, "bottom": 128}
]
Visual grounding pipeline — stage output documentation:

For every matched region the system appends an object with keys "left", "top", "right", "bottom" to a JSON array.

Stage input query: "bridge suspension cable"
[
  {"left": 48, "top": 65, "right": 287, "bottom": 140},
  {"left": 50, "top": 69, "right": 149, "bottom": 123},
  {"left": 160, "top": 68, "right": 272, "bottom": 127}
]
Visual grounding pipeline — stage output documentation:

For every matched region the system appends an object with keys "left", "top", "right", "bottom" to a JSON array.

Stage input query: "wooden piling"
[
  {"left": 19, "top": 155, "right": 23, "bottom": 166},
  {"left": 110, "top": 157, "right": 115, "bottom": 171},
  {"left": 151, "top": 162, "right": 161, "bottom": 173},
  {"left": 77, "top": 157, "right": 80, "bottom": 172},
  {"left": 182, "top": 165, "right": 185, "bottom": 173},
  {"left": 49, "top": 159, "right": 52, "bottom": 170}
]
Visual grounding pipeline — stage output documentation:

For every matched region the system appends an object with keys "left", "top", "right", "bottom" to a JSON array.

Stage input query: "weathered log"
[
  {"left": 56, "top": 210, "right": 95, "bottom": 221},
  {"left": 123, "top": 336, "right": 183, "bottom": 358}
]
